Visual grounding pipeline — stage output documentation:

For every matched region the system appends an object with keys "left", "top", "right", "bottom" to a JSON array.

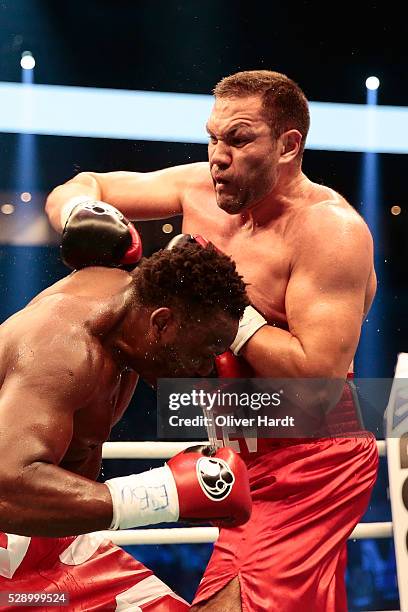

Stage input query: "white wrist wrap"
[
  {"left": 230, "top": 305, "right": 267, "bottom": 355},
  {"left": 60, "top": 196, "right": 94, "bottom": 229},
  {"left": 105, "top": 465, "right": 179, "bottom": 530}
]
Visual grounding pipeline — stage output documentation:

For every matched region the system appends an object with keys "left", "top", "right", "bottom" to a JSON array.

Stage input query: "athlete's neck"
[{"left": 239, "top": 171, "right": 313, "bottom": 228}]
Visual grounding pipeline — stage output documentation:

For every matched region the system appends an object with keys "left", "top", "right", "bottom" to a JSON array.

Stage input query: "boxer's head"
[
  {"left": 208, "top": 70, "right": 310, "bottom": 214},
  {"left": 130, "top": 243, "right": 249, "bottom": 379}
]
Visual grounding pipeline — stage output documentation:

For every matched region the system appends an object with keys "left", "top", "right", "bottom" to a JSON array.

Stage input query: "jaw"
[
  {"left": 215, "top": 187, "right": 247, "bottom": 214},
  {"left": 214, "top": 176, "right": 275, "bottom": 215},
  {"left": 217, "top": 198, "right": 246, "bottom": 215}
]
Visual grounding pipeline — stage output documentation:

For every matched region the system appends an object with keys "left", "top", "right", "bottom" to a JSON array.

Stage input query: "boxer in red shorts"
[
  {"left": 46, "top": 69, "right": 379, "bottom": 611},
  {"left": 0, "top": 242, "right": 252, "bottom": 611}
]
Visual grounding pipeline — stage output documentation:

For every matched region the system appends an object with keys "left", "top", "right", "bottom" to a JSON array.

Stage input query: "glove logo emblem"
[
  {"left": 196, "top": 457, "right": 235, "bottom": 501},
  {"left": 84, "top": 202, "right": 123, "bottom": 220}
]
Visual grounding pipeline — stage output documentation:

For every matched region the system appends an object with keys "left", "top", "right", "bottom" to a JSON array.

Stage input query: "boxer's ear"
[
  {"left": 150, "top": 307, "right": 176, "bottom": 340},
  {"left": 278, "top": 129, "right": 302, "bottom": 163}
]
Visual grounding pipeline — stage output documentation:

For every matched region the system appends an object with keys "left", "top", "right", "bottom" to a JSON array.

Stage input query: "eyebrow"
[{"left": 205, "top": 122, "right": 254, "bottom": 136}]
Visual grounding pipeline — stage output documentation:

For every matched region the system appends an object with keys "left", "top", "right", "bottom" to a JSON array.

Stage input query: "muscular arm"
[
  {"left": 241, "top": 206, "right": 375, "bottom": 380},
  {"left": 0, "top": 327, "right": 113, "bottom": 537},
  {"left": 45, "top": 163, "right": 203, "bottom": 232}
]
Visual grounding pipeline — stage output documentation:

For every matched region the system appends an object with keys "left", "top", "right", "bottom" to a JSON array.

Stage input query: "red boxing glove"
[
  {"left": 167, "top": 444, "right": 251, "bottom": 527},
  {"left": 215, "top": 350, "right": 255, "bottom": 378}
]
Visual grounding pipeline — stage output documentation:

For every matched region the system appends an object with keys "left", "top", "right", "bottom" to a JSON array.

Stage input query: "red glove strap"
[
  {"left": 192, "top": 234, "right": 209, "bottom": 248},
  {"left": 120, "top": 224, "right": 143, "bottom": 265}
]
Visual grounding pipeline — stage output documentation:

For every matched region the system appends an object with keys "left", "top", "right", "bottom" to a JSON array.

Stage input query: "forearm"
[
  {"left": 0, "top": 446, "right": 252, "bottom": 536},
  {"left": 45, "top": 168, "right": 183, "bottom": 233},
  {"left": 45, "top": 173, "right": 102, "bottom": 232},
  {"left": 240, "top": 325, "right": 309, "bottom": 378},
  {"left": 241, "top": 324, "right": 351, "bottom": 379},
  {"left": 240, "top": 326, "right": 346, "bottom": 412},
  {"left": 0, "top": 462, "right": 113, "bottom": 537}
]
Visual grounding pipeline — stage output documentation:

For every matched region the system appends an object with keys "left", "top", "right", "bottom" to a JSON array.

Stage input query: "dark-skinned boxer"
[{"left": 0, "top": 227, "right": 252, "bottom": 611}]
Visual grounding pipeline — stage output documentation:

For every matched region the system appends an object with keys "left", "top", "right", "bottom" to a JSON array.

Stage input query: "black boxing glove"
[{"left": 60, "top": 199, "right": 143, "bottom": 270}]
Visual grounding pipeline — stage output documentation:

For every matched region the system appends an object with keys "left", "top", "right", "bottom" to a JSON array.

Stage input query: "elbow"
[
  {"left": 299, "top": 362, "right": 346, "bottom": 413},
  {"left": 71, "top": 171, "right": 101, "bottom": 189},
  {"left": 46, "top": 171, "right": 99, "bottom": 203},
  {"left": 288, "top": 378, "right": 344, "bottom": 416},
  {"left": 0, "top": 468, "right": 20, "bottom": 493},
  {"left": 0, "top": 472, "right": 23, "bottom": 532},
  {"left": 298, "top": 349, "right": 348, "bottom": 379},
  {"left": 72, "top": 172, "right": 105, "bottom": 200},
  {"left": 0, "top": 464, "right": 56, "bottom": 537},
  {"left": 309, "top": 380, "right": 345, "bottom": 414},
  {"left": 45, "top": 172, "right": 101, "bottom": 232},
  {"left": 44, "top": 188, "right": 58, "bottom": 223}
]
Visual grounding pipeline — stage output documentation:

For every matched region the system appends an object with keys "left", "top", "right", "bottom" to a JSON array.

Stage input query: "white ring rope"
[
  {"left": 102, "top": 439, "right": 387, "bottom": 459},
  {"left": 102, "top": 521, "right": 393, "bottom": 546},
  {"left": 104, "top": 527, "right": 219, "bottom": 546},
  {"left": 100, "top": 440, "right": 390, "bottom": 546}
]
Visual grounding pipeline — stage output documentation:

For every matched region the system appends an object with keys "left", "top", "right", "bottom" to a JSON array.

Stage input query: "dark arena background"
[{"left": 0, "top": 1, "right": 407, "bottom": 610}]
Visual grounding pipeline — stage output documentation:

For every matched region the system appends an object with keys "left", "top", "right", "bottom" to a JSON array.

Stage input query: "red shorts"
[
  {"left": 0, "top": 532, "right": 189, "bottom": 611},
  {"left": 193, "top": 434, "right": 378, "bottom": 611}
]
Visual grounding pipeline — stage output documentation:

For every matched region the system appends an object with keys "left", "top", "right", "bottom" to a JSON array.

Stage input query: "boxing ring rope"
[
  {"left": 103, "top": 522, "right": 393, "bottom": 546},
  {"left": 101, "top": 439, "right": 387, "bottom": 460},
  {"left": 101, "top": 440, "right": 391, "bottom": 546}
]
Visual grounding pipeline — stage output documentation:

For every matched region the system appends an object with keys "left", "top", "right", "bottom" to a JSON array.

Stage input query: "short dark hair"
[
  {"left": 214, "top": 70, "right": 310, "bottom": 157},
  {"left": 134, "top": 243, "right": 249, "bottom": 320}
]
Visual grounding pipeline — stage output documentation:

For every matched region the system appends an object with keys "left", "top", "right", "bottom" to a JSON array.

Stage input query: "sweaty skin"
[
  {"left": 45, "top": 94, "right": 376, "bottom": 610},
  {"left": 0, "top": 267, "right": 235, "bottom": 538},
  {"left": 46, "top": 96, "right": 376, "bottom": 381}
]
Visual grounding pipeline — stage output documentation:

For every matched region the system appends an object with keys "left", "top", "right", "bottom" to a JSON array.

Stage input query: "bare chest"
[
  {"left": 182, "top": 194, "right": 290, "bottom": 326},
  {"left": 62, "top": 369, "right": 138, "bottom": 471}
]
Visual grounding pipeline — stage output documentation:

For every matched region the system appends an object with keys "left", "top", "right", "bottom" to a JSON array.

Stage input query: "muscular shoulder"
[
  {"left": 174, "top": 163, "right": 214, "bottom": 214},
  {"left": 291, "top": 197, "right": 373, "bottom": 256},
  {"left": 6, "top": 295, "right": 103, "bottom": 396},
  {"left": 286, "top": 196, "right": 374, "bottom": 292}
]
